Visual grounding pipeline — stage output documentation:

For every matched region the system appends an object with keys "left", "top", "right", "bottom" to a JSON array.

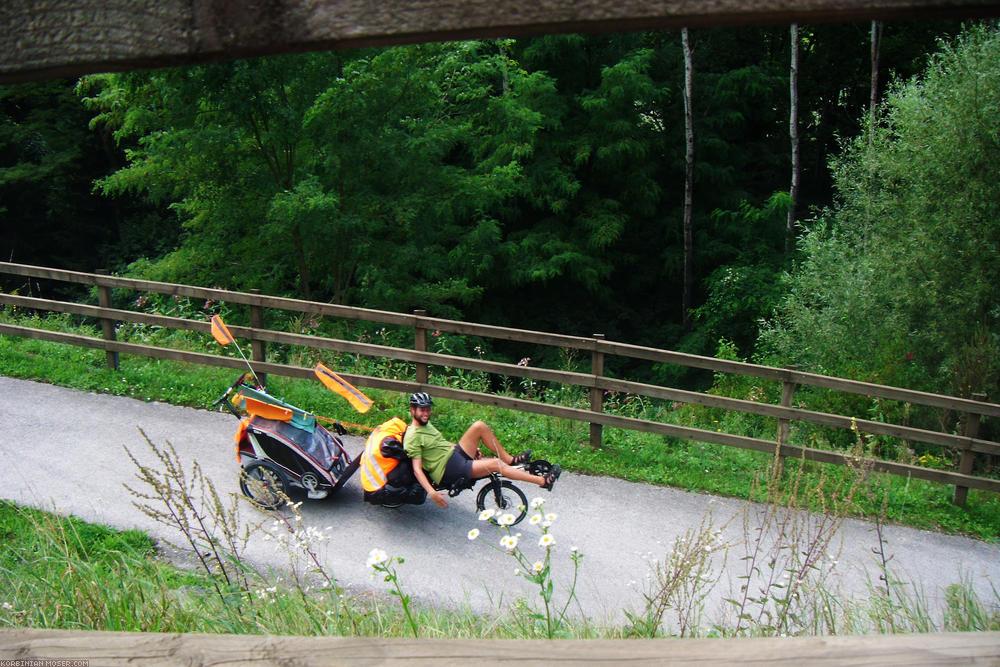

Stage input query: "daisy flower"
[
  {"left": 366, "top": 548, "right": 388, "bottom": 568},
  {"left": 500, "top": 535, "right": 520, "bottom": 551},
  {"left": 467, "top": 528, "right": 480, "bottom": 541}
]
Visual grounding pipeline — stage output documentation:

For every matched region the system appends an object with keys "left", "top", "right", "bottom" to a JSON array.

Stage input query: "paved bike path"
[{"left": 1, "top": 375, "right": 998, "bottom": 628}]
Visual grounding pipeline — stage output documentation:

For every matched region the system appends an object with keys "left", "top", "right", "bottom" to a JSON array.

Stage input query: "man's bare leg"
[
  {"left": 470, "top": 458, "right": 548, "bottom": 486},
  {"left": 458, "top": 420, "right": 515, "bottom": 462}
]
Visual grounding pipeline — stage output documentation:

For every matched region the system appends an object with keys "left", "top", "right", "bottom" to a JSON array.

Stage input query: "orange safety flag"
[
  {"left": 210, "top": 315, "right": 236, "bottom": 346},
  {"left": 314, "top": 363, "right": 373, "bottom": 414},
  {"left": 237, "top": 394, "right": 293, "bottom": 422}
]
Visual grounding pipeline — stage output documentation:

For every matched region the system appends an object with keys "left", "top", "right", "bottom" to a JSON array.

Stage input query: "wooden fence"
[{"left": 2, "top": 261, "right": 999, "bottom": 503}]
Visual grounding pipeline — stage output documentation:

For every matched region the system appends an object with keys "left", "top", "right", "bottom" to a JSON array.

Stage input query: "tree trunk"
[
  {"left": 870, "top": 20, "right": 884, "bottom": 123},
  {"left": 498, "top": 39, "right": 510, "bottom": 95},
  {"left": 682, "top": 27, "right": 695, "bottom": 330},
  {"left": 786, "top": 23, "right": 800, "bottom": 253},
  {"left": 291, "top": 223, "right": 313, "bottom": 301}
]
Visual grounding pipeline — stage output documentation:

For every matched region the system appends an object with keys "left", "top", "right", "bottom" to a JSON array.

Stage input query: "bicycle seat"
[{"left": 433, "top": 476, "right": 474, "bottom": 497}]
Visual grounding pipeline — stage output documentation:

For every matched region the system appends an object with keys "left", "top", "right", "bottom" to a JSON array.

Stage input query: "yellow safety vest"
[{"left": 360, "top": 417, "right": 408, "bottom": 492}]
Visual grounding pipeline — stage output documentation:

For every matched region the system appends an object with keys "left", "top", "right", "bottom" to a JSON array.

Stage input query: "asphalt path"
[{"left": 2, "top": 375, "right": 998, "bottom": 630}]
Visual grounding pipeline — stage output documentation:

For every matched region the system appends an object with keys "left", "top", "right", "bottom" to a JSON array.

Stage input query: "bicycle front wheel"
[{"left": 476, "top": 480, "right": 528, "bottom": 525}]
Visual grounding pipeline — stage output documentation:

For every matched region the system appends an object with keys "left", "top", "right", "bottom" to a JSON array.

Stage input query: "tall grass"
[{"left": 3, "top": 437, "right": 998, "bottom": 639}]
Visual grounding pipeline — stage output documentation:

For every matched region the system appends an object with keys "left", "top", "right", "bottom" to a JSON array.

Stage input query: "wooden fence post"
[
  {"left": 414, "top": 309, "right": 428, "bottom": 385},
  {"left": 94, "top": 269, "right": 119, "bottom": 370},
  {"left": 590, "top": 333, "right": 605, "bottom": 448},
  {"left": 249, "top": 289, "right": 267, "bottom": 389},
  {"left": 953, "top": 393, "right": 986, "bottom": 506},
  {"left": 775, "top": 366, "right": 798, "bottom": 477}
]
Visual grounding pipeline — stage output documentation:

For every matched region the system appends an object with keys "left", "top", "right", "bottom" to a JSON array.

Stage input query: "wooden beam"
[
  {"left": 3, "top": 0, "right": 1000, "bottom": 84},
  {"left": 2, "top": 628, "right": 1000, "bottom": 663}
]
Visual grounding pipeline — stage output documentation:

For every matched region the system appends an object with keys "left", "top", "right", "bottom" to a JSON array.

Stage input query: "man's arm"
[{"left": 411, "top": 457, "right": 447, "bottom": 508}]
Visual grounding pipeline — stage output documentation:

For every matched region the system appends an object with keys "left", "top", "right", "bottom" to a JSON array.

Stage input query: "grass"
[
  {"left": 3, "top": 469, "right": 998, "bottom": 639},
  {"left": 2, "top": 313, "right": 999, "bottom": 541},
  {"left": 0, "top": 491, "right": 607, "bottom": 638}
]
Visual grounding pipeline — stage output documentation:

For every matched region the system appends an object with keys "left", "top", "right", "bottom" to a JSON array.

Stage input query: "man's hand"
[{"left": 431, "top": 490, "right": 448, "bottom": 508}]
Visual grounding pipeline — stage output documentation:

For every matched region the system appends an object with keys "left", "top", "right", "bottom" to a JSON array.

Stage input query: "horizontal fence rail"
[{"left": 2, "top": 261, "right": 999, "bottom": 501}]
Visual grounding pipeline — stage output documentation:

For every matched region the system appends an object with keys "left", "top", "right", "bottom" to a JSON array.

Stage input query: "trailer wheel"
[{"left": 240, "top": 460, "right": 288, "bottom": 510}]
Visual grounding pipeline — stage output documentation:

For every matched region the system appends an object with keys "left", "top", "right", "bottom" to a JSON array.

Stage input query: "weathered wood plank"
[
  {"left": 605, "top": 338, "right": 1000, "bottom": 417},
  {"left": 4, "top": 0, "right": 1000, "bottom": 84},
  {"left": 0, "top": 322, "right": 410, "bottom": 394},
  {"left": 1, "top": 628, "right": 999, "bottom": 664}
]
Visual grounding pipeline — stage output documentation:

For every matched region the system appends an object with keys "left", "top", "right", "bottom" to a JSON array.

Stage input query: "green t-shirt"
[{"left": 404, "top": 421, "right": 453, "bottom": 485}]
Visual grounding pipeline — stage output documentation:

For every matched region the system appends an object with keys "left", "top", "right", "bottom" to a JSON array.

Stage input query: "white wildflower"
[
  {"left": 366, "top": 548, "right": 389, "bottom": 569},
  {"left": 500, "top": 535, "right": 519, "bottom": 551}
]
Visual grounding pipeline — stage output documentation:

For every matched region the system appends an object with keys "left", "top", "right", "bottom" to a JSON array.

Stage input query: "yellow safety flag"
[
  {"left": 314, "top": 363, "right": 373, "bottom": 413},
  {"left": 210, "top": 315, "right": 236, "bottom": 346}
]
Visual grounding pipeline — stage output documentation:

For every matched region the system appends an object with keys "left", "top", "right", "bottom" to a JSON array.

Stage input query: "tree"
[
  {"left": 681, "top": 27, "right": 695, "bottom": 329},
  {"left": 0, "top": 80, "right": 127, "bottom": 275},
  {"left": 81, "top": 55, "right": 340, "bottom": 299},
  {"left": 787, "top": 24, "right": 800, "bottom": 252},
  {"left": 760, "top": 25, "right": 1000, "bottom": 397},
  {"left": 870, "top": 20, "right": 884, "bottom": 122},
  {"left": 81, "top": 44, "right": 557, "bottom": 316}
]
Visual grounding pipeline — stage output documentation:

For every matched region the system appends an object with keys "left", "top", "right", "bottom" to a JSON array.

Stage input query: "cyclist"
[{"left": 404, "top": 392, "right": 560, "bottom": 508}]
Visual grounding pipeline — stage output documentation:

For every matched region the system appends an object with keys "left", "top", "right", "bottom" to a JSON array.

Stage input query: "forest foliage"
[
  {"left": 1, "top": 20, "right": 998, "bottom": 402},
  {"left": 760, "top": 24, "right": 1000, "bottom": 399}
]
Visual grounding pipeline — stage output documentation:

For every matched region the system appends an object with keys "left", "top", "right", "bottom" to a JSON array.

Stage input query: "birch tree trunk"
[
  {"left": 870, "top": 20, "right": 884, "bottom": 122},
  {"left": 786, "top": 23, "right": 800, "bottom": 253},
  {"left": 682, "top": 26, "right": 695, "bottom": 329}
]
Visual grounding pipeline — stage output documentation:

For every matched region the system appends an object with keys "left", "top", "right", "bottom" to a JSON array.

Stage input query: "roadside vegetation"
[{"left": 2, "top": 431, "right": 998, "bottom": 639}]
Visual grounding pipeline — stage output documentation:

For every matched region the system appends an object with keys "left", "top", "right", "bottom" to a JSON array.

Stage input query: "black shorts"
[{"left": 439, "top": 446, "right": 473, "bottom": 488}]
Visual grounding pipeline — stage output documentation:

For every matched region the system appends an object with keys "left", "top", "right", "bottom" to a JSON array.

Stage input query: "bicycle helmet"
[{"left": 409, "top": 392, "right": 434, "bottom": 407}]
